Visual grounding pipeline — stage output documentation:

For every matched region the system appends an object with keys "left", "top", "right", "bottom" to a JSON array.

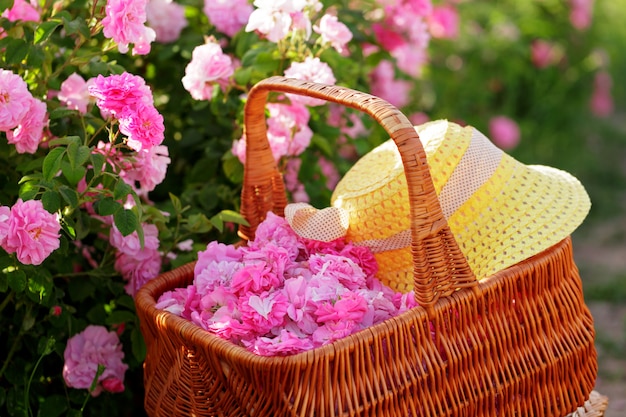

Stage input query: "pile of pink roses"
[{"left": 156, "top": 212, "right": 418, "bottom": 356}]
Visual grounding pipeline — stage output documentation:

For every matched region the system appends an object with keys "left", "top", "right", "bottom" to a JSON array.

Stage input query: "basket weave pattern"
[{"left": 136, "top": 77, "right": 600, "bottom": 416}]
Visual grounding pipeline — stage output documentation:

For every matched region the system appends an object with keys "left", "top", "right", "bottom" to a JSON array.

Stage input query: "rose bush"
[{"left": 0, "top": 0, "right": 618, "bottom": 415}]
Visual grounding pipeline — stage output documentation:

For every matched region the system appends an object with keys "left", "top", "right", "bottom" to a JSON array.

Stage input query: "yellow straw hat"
[{"left": 286, "top": 119, "right": 591, "bottom": 292}]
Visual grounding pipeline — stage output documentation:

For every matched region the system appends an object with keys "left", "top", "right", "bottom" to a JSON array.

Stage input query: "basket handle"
[{"left": 239, "top": 76, "right": 477, "bottom": 308}]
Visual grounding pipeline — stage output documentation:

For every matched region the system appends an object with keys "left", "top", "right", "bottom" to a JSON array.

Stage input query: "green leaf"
[
  {"left": 169, "top": 192, "right": 183, "bottom": 214},
  {"left": 48, "top": 136, "right": 81, "bottom": 146},
  {"left": 131, "top": 326, "right": 146, "bottom": 363},
  {"left": 34, "top": 21, "right": 61, "bottom": 44},
  {"left": 7, "top": 269, "right": 27, "bottom": 293},
  {"left": 94, "top": 197, "right": 121, "bottom": 216},
  {"left": 113, "top": 209, "right": 138, "bottom": 237},
  {"left": 58, "top": 185, "right": 79, "bottom": 208},
  {"left": 4, "top": 38, "right": 29, "bottom": 65},
  {"left": 311, "top": 133, "right": 334, "bottom": 158},
  {"left": 48, "top": 107, "right": 78, "bottom": 120},
  {"left": 42, "top": 147, "right": 65, "bottom": 181},
  {"left": 90, "top": 153, "right": 106, "bottom": 177},
  {"left": 222, "top": 153, "right": 244, "bottom": 184},
  {"left": 39, "top": 395, "right": 67, "bottom": 417},
  {"left": 68, "top": 278, "right": 95, "bottom": 302},
  {"left": 113, "top": 181, "right": 132, "bottom": 201},
  {"left": 0, "top": 0, "right": 15, "bottom": 13},
  {"left": 62, "top": 16, "right": 90, "bottom": 39},
  {"left": 67, "top": 143, "right": 91, "bottom": 168},
  {"left": 41, "top": 190, "right": 61, "bottom": 213},
  {"left": 27, "top": 272, "right": 53, "bottom": 304},
  {"left": 216, "top": 210, "right": 249, "bottom": 226},
  {"left": 186, "top": 213, "right": 213, "bottom": 233},
  {"left": 61, "top": 161, "right": 86, "bottom": 187},
  {"left": 209, "top": 214, "right": 224, "bottom": 233},
  {"left": 105, "top": 310, "right": 136, "bottom": 325}
]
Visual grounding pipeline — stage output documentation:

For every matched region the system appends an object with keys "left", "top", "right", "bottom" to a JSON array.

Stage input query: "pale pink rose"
[
  {"left": 488, "top": 116, "right": 520, "bottom": 150},
  {"left": 6, "top": 96, "right": 47, "bottom": 154},
  {"left": 3, "top": 199, "right": 60, "bottom": 265},
  {"left": 102, "top": 0, "right": 156, "bottom": 55},
  {"left": 246, "top": 7, "right": 292, "bottom": 42},
  {"left": 391, "top": 42, "right": 428, "bottom": 77},
  {"left": 146, "top": 0, "right": 188, "bottom": 43},
  {"left": 243, "top": 328, "right": 314, "bottom": 356},
  {"left": 118, "top": 102, "right": 165, "bottom": 151},
  {"left": 58, "top": 73, "right": 94, "bottom": 114},
  {"left": 63, "top": 325, "right": 128, "bottom": 397},
  {"left": 0, "top": 206, "right": 10, "bottom": 247},
  {"left": 309, "top": 253, "right": 367, "bottom": 291},
  {"left": 531, "top": 40, "right": 557, "bottom": 69},
  {"left": 1, "top": 0, "right": 40, "bottom": 22},
  {"left": 231, "top": 136, "right": 247, "bottom": 164},
  {"left": 204, "top": 0, "right": 253, "bottom": 37},
  {"left": 369, "top": 60, "right": 411, "bottom": 108},
  {"left": 182, "top": 40, "right": 234, "bottom": 101},
  {"left": 110, "top": 222, "right": 160, "bottom": 255},
  {"left": 341, "top": 113, "right": 368, "bottom": 139},
  {"left": 122, "top": 145, "right": 170, "bottom": 194},
  {"left": 0, "top": 70, "right": 32, "bottom": 132},
  {"left": 313, "top": 14, "right": 353, "bottom": 54},
  {"left": 403, "top": 0, "right": 433, "bottom": 16},
  {"left": 428, "top": 5, "right": 459, "bottom": 39},
  {"left": 283, "top": 57, "right": 336, "bottom": 106},
  {"left": 155, "top": 286, "right": 191, "bottom": 316},
  {"left": 291, "top": 184, "right": 309, "bottom": 203},
  {"left": 590, "top": 71, "right": 613, "bottom": 118},
  {"left": 290, "top": 11, "right": 312, "bottom": 39},
  {"left": 311, "top": 319, "right": 357, "bottom": 346},
  {"left": 195, "top": 241, "right": 243, "bottom": 277},
  {"left": 570, "top": 0, "right": 594, "bottom": 30},
  {"left": 115, "top": 247, "right": 162, "bottom": 296}
]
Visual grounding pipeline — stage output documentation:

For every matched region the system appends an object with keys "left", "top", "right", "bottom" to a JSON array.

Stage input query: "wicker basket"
[{"left": 136, "top": 76, "right": 604, "bottom": 416}]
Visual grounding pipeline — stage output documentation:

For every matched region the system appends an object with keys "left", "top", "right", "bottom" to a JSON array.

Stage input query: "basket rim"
[{"left": 135, "top": 236, "right": 573, "bottom": 365}]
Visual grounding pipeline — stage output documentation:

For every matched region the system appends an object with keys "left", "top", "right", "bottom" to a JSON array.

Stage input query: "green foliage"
[{"left": 0, "top": 0, "right": 623, "bottom": 416}]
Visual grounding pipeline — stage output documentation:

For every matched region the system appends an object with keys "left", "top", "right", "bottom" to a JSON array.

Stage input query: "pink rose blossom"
[
  {"left": 5, "top": 96, "right": 47, "bottom": 154},
  {"left": 102, "top": 0, "right": 156, "bottom": 55},
  {"left": 155, "top": 286, "right": 191, "bottom": 316},
  {"left": 531, "top": 40, "right": 557, "bottom": 69},
  {"left": 231, "top": 261, "right": 282, "bottom": 295},
  {"left": 182, "top": 40, "right": 234, "bottom": 101},
  {"left": 0, "top": 206, "right": 10, "bottom": 247},
  {"left": 590, "top": 71, "right": 613, "bottom": 118},
  {"left": 570, "top": 0, "right": 594, "bottom": 30},
  {"left": 312, "top": 319, "right": 357, "bottom": 345},
  {"left": 110, "top": 222, "right": 160, "bottom": 255},
  {"left": 284, "top": 57, "right": 336, "bottom": 106},
  {"left": 115, "top": 247, "right": 162, "bottom": 296},
  {"left": 195, "top": 241, "right": 243, "bottom": 277},
  {"left": 391, "top": 42, "right": 428, "bottom": 77},
  {"left": 0, "top": 70, "right": 32, "bottom": 132},
  {"left": 63, "top": 325, "right": 128, "bottom": 397},
  {"left": 247, "top": 211, "right": 303, "bottom": 259},
  {"left": 204, "top": 0, "right": 253, "bottom": 37},
  {"left": 308, "top": 253, "right": 367, "bottom": 291},
  {"left": 370, "top": 60, "right": 411, "bottom": 108},
  {"left": 314, "top": 290, "right": 368, "bottom": 324},
  {"left": 1, "top": 0, "right": 40, "bottom": 22},
  {"left": 2, "top": 199, "right": 60, "bottom": 265},
  {"left": 243, "top": 328, "right": 314, "bottom": 356},
  {"left": 372, "top": 23, "right": 405, "bottom": 52},
  {"left": 313, "top": 14, "right": 353, "bottom": 54},
  {"left": 238, "top": 291, "right": 289, "bottom": 335},
  {"left": 428, "top": 5, "right": 459, "bottom": 39},
  {"left": 118, "top": 102, "right": 165, "bottom": 151},
  {"left": 122, "top": 145, "right": 170, "bottom": 194},
  {"left": 58, "top": 73, "right": 94, "bottom": 114},
  {"left": 245, "top": 0, "right": 304, "bottom": 43},
  {"left": 146, "top": 0, "right": 187, "bottom": 43},
  {"left": 89, "top": 73, "right": 153, "bottom": 118},
  {"left": 488, "top": 116, "right": 521, "bottom": 150}
]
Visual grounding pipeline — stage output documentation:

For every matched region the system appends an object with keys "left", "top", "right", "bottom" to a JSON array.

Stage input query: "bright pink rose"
[
  {"left": 204, "top": 0, "right": 253, "bottom": 37},
  {"left": 313, "top": 14, "right": 353, "bottom": 54},
  {"left": 338, "top": 244, "right": 379, "bottom": 279},
  {"left": 247, "top": 211, "right": 303, "bottom": 259},
  {"left": 1, "top": 0, "right": 40, "bottom": 22},
  {"left": 428, "top": 5, "right": 459, "bottom": 39},
  {"left": 0, "top": 70, "right": 32, "bottom": 132},
  {"left": 238, "top": 291, "right": 289, "bottom": 335},
  {"left": 155, "top": 286, "right": 191, "bottom": 316},
  {"left": 284, "top": 57, "right": 336, "bottom": 106},
  {"left": 231, "top": 261, "right": 282, "bottom": 295},
  {"left": 122, "top": 145, "right": 170, "bottom": 193},
  {"left": 63, "top": 325, "right": 128, "bottom": 397},
  {"left": 312, "top": 319, "right": 357, "bottom": 346},
  {"left": 88, "top": 73, "right": 153, "bottom": 117},
  {"left": 5, "top": 96, "right": 47, "bottom": 154},
  {"left": 195, "top": 241, "right": 243, "bottom": 277},
  {"left": 118, "top": 102, "right": 165, "bottom": 151},
  {"left": 369, "top": 60, "right": 411, "bottom": 108},
  {"left": 102, "top": 0, "right": 156, "bottom": 55},
  {"left": 182, "top": 40, "right": 234, "bottom": 101},
  {"left": 2, "top": 199, "right": 60, "bottom": 265},
  {"left": 372, "top": 23, "right": 405, "bottom": 52},
  {"left": 391, "top": 42, "right": 428, "bottom": 77},
  {"left": 58, "top": 73, "right": 94, "bottom": 114},
  {"left": 488, "top": 116, "right": 521, "bottom": 150},
  {"left": 146, "top": 0, "right": 187, "bottom": 43},
  {"left": 590, "top": 71, "right": 613, "bottom": 118},
  {"left": 115, "top": 248, "right": 162, "bottom": 296}
]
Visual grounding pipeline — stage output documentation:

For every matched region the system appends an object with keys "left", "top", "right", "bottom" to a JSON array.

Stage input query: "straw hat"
[{"left": 286, "top": 120, "right": 591, "bottom": 292}]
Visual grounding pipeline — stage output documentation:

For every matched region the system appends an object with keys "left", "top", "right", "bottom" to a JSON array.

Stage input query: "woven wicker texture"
[{"left": 135, "top": 76, "right": 600, "bottom": 417}]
